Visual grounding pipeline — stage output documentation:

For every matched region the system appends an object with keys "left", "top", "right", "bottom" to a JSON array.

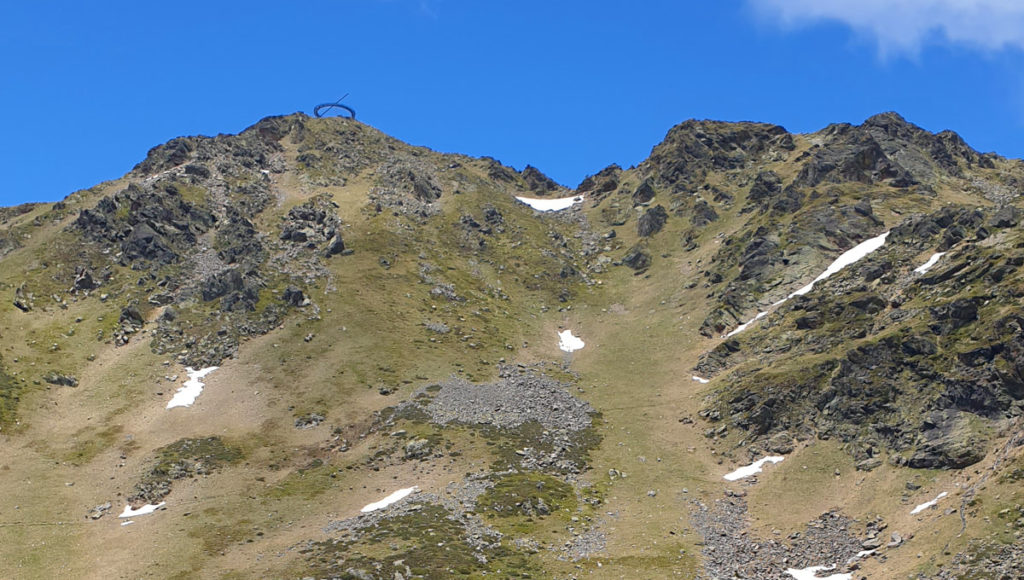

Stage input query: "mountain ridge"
[{"left": 1, "top": 111, "right": 1023, "bottom": 579}]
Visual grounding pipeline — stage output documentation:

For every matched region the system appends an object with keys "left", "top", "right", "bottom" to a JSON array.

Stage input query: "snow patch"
[
  {"left": 784, "top": 565, "right": 851, "bottom": 580},
  {"left": 118, "top": 502, "right": 166, "bottom": 518},
  {"left": 120, "top": 520, "right": 135, "bottom": 526},
  {"left": 789, "top": 231, "right": 890, "bottom": 298},
  {"left": 166, "top": 366, "right": 219, "bottom": 409},
  {"left": 515, "top": 195, "right": 583, "bottom": 212},
  {"left": 360, "top": 487, "right": 418, "bottom": 513},
  {"left": 911, "top": 491, "right": 948, "bottom": 515},
  {"left": 558, "top": 330, "right": 585, "bottom": 353},
  {"left": 723, "top": 456, "right": 785, "bottom": 481},
  {"left": 725, "top": 232, "right": 890, "bottom": 337},
  {"left": 692, "top": 375, "right": 710, "bottom": 384},
  {"left": 725, "top": 310, "right": 769, "bottom": 338},
  {"left": 914, "top": 252, "right": 946, "bottom": 274}
]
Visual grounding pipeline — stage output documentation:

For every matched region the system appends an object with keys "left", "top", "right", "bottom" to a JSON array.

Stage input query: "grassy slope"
[{"left": 1, "top": 117, "right": 1022, "bottom": 578}]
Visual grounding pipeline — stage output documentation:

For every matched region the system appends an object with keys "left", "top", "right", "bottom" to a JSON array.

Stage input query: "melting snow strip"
[
  {"left": 120, "top": 520, "right": 135, "bottom": 526},
  {"left": 558, "top": 329, "right": 585, "bottom": 352},
  {"left": 789, "top": 232, "right": 890, "bottom": 298},
  {"left": 725, "top": 310, "right": 769, "bottom": 338},
  {"left": 913, "top": 252, "right": 946, "bottom": 274},
  {"left": 515, "top": 195, "right": 583, "bottom": 212},
  {"left": 849, "top": 550, "right": 875, "bottom": 562},
  {"left": 360, "top": 487, "right": 418, "bottom": 513},
  {"left": 784, "top": 565, "right": 851, "bottom": 580},
  {"left": 911, "top": 491, "right": 948, "bottom": 515},
  {"left": 166, "top": 366, "right": 219, "bottom": 409},
  {"left": 118, "top": 502, "right": 166, "bottom": 518},
  {"left": 692, "top": 375, "right": 710, "bottom": 384},
  {"left": 723, "top": 456, "right": 785, "bottom": 481},
  {"left": 725, "top": 232, "right": 890, "bottom": 337}
]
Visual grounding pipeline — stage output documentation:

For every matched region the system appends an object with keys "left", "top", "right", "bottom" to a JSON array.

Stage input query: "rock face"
[
  {"left": 280, "top": 198, "right": 346, "bottom": 258},
  {"left": 696, "top": 201, "right": 1024, "bottom": 469},
  {"left": 637, "top": 205, "right": 668, "bottom": 237}
]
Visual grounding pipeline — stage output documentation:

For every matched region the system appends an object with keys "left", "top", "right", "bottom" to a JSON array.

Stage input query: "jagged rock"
[
  {"left": 404, "top": 438, "right": 433, "bottom": 460},
  {"left": 901, "top": 336, "right": 937, "bottom": 356},
  {"left": 848, "top": 294, "right": 886, "bottom": 314},
  {"left": 794, "top": 122, "right": 918, "bottom": 188},
  {"left": 795, "top": 314, "right": 822, "bottom": 330},
  {"left": 856, "top": 457, "right": 883, "bottom": 471},
  {"left": 148, "top": 293, "right": 174, "bottom": 306},
  {"left": 72, "top": 267, "right": 97, "bottom": 292},
  {"left": 989, "top": 205, "right": 1018, "bottom": 228},
  {"left": 201, "top": 269, "right": 244, "bottom": 302},
  {"left": 409, "top": 170, "right": 441, "bottom": 202},
  {"left": 637, "top": 205, "right": 668, "bottom": 237},
  {"left": 862, "top": 537, "right": 883, "bottom": 550},
  {"left": 691, "top": 199, "right": 719, "bottom": 227},
  {"left": 87, "top": 502, "right": 112, "bottom": 520},
  {"left": 632, "top": 179, "right": 656, "bottom": 205},
  {"left": 13, "top": 282, "right": 32, "bottom": 312},
  {"left": 738, "top": 231, "right": 781, "bottom": 282},
  {"left": 577, "top": 164, "right": 621, "bottom": 195},
  {"left": 217, "top": 209, "right": 264, "bottom": 267},
  {"left": 622, "top": 246, "right": 651, "bottom": 270},
  {"left": 184, "top": 163, "right": 210, "bottom": 178},
  {"left": 294, "top": 413, "right": 325, "bottom": 429},
  {"left": 43, "top": 372, "right": 78, "bottom": 387},
  {"left": 324, "top": 235, "right": 345, "bottom": 257},
  {"left": 120, "top": 306, "right": 144, "bottom": 327},
  {"left": 766, "top": 432, "right": 795, "bottom": 454},
  {"left": 929, "top": 298, "right": 978, "bottom": 335},
  {"left": 909, "top": 411, "right": 989, "bottom": 469},
  {"left": 282, "top": 286, "right": 308, "bottom": 307},
  {"left": 124, "top": 223, "right": 177, "bottom": 264},
  {"left": 747, "top": 170, "right": 782, "bottom": 208},
  {"left": 521, "top": 165, "right": 560, "bottom": 194}
]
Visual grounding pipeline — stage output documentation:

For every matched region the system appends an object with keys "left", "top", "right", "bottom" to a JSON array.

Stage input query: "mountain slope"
[{"left": 1, "top": 112, "right": 1023, "bottom": 579}]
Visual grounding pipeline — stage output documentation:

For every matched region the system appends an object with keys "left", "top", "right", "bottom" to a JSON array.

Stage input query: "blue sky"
[{"left": 2, "top": 0, "right": 1023, "bottom": 205}]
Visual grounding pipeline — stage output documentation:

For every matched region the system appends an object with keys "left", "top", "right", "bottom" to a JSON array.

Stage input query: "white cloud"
[{"left": 750, "top": 0, "right": 1024, "bottom": 56}]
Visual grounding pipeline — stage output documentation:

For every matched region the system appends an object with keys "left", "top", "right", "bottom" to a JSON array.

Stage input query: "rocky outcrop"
[
  {"left": 279, "top": 198, "right": 346, "bottom": 258},
  {"left": 73, "top": 182, "right": 216, "bottom": 268},
  {"left": 520, "top": 165, "right": 561, "bottom": 194},
  {"left": 637, "top": 205, "right": 668, "bottom": 237},
  {"left": 642, "top": 120, "right": 792, "bottom": 193}
]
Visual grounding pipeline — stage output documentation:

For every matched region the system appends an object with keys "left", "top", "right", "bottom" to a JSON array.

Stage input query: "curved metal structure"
[{"left": 314, "top": 96, "right": 356, "bottom": 120}]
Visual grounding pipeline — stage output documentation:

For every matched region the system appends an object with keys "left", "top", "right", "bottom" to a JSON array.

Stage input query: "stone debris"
[
  {"left": 419, "top": 366, "right": 594, "bottom": 433},
  {"left": 692, "top": 495, "right": 863, "bottom": 580}
]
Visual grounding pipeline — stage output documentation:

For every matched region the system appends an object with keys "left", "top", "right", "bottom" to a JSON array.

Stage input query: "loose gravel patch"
[
  {"left": 691, "top": 494, "right": 862, "bottom": 580},
  {"left": 419, "top": 365, "right": 593, "bottom": 432}
]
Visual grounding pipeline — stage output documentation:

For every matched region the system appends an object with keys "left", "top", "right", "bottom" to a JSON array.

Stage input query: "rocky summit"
[{"left": 2, "top": 112, "right": 1024, "bottom": 579}]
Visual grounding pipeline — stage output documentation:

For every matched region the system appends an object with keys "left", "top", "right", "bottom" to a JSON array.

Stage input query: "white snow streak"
[
  {"left": 692, "top": 375, "right": 710, "bottom": 384},
  {"left": 914, "top": 252, "right": 946, "bottom": 274},
  {"left": 118, "top": 502, "right": 166, "bottom": 518},
  {"left": 515, "top": 195, "right": 583, "bottom": 212},
  {"left": 166, "top": 366, "right": 218, "bottom": 409},
  {"left": 911, "top": 491, "right": 948, "bottom": 514},
  {"left": 725, "top": 232, "right": 890, "bottom": 337},
  {"left": 723, "top": 456, "right": 785, "bottom": 481},
  {"left": 789, "top": 232, "right": 890, "bottom": 298},
  {"left": 784, "top": 565, "right": 851, "bottom": 580},
  {"left": 360, "top": 487, "right": 418, "bottom": 513},
  {"left": 558, "top": 330, "right": 585, "bottom": 352}
]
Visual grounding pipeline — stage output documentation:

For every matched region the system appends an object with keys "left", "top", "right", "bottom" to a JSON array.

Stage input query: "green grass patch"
[{"left": 304, "top": 503, "right": 539, "bottom": 579}]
